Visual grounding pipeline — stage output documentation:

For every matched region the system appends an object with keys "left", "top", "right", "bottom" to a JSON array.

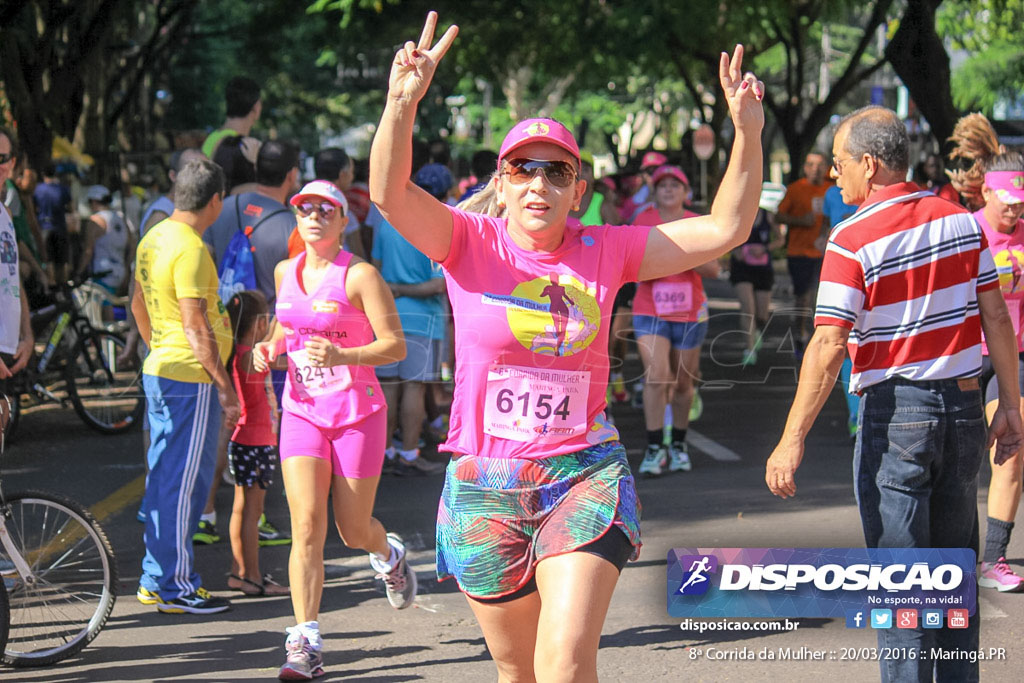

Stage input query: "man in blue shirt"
[
  {"left": 32, "top": 165, "right": 72, "bottom": 280},
  {"left": 371, "top": 163, "right": 451, "bottom": 476}
]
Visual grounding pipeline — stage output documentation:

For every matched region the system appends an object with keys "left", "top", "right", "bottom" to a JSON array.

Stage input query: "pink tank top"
[
  {"left": 976, "top": 210, "right": 1024, "bottom": 354},
  {"left": 631, "top": 207, "right": 708, "bottom": 323},
  {"left": 275, "top": 250, "right": 385, "bottom": 428},
  {"left": 439, "top": 205, "right": 651, "bottom": 460}
]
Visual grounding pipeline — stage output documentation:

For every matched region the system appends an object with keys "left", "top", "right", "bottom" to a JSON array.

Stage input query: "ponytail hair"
[
  {"left": 225, "top": 289, "right": 268, "bottom": 370},
  {"left": 948, "top": 113, "right": 1003, "bottom": 210}
]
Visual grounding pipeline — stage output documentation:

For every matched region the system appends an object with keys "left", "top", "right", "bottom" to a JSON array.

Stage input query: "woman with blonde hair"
[
  {"left": 369, "top": 12, "right": 764, "bottom": 680},
  {"left": 950, "top": 113, "right": 1024, "bottom": 592}
]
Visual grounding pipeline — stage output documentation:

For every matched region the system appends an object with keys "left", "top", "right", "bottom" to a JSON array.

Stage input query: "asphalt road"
[{"left": 2, "top": 276, "right": 1023, "bottom": 682}]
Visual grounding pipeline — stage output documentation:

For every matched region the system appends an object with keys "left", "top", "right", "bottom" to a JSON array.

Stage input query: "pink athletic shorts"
[{"left": 279, "top": 408, "right": 386, "bottom": 479}]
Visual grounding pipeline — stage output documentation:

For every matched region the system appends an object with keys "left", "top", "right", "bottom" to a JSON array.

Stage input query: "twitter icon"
[{"left": 871, "top": 609, "right": 893, "bottom": 629}]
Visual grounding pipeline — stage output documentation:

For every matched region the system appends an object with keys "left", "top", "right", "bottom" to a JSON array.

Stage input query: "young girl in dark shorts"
[{"left": 224, "top": 290, "right": 289, "bottom": 596}]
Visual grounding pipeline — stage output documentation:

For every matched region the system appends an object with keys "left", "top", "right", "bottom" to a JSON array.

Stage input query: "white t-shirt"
[
  {"left": 0, "top": 203, "right": 21, "bottom": 354},
  {"left": 91, "top": 209, "right": 130, "bottom": 289}
]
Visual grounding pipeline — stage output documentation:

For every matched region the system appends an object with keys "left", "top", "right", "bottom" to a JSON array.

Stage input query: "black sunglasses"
[{"left": 0, "top": 152, "right": 14, "bottom": 165}]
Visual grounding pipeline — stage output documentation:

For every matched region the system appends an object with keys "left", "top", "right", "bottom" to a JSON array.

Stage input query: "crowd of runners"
[{"left": 3, "top": 10, "right": 1024, "bottom": 682}]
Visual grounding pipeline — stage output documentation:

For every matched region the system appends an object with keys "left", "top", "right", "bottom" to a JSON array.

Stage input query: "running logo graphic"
[
  {"left": 676, "top": 554, "right": 718, "bottom": 595},
  {"left": 524, "top": 121, "right": 550, "bottom": 137},
  {"left": 483, "top": 274, "right": 600, "bottom": 356}
]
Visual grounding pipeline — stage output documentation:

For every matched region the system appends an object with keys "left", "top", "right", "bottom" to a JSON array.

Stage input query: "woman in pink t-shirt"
[
  {"left": 369, "top": 12, "right": 764, "bottom": 680},
  {"left": 632, "top": 165, "right": 720, "bottom": 477},
  {"left": 970, "top": 150, "right": 1024, "bottom": 593},
  {"left": 253, "top": 180, "right": 410, "bottom": 680}
]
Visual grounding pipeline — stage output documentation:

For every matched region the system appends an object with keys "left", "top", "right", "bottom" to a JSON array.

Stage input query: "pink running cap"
[
  {"left": 985, "top": 171, "right": 1024, "bottom": 205},
  {"left": 650, "top": 165, "right": 690, "bottom": 188},
  {"left": 290, "top": 180, "right": 349, "bottom": 212},
  {"left": 641, "top": 151, "right": 668, "bottom": 169},
  {"left": 499, "top": 119, "right": 580, "bottom": 165}
]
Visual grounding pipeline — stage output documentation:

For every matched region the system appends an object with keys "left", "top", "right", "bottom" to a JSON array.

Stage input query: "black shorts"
[
  {"left": 46, "top": 231, "right": 70, "bottom": 267},
  {"left": 980, "top": 353, "right": 1024, "bottom": 405},
  {"left": 730, "top": 260, "right": 774, "bottom": 291},
  {"left": 228, "top": 441, "right": 278, "bottom": 489},
  {"left": 786, "top": 256, "right": 822, "bottom": 297},
  {"left": 469, "top": 526, "right": 634, "bottom": 604},
  {"left": 614, "top": 282, "right": 637, "bottom": 311}
]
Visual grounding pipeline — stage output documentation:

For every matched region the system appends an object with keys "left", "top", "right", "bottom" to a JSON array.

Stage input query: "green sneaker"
[
  {"left": 258, "top": 513, "right": 291, "bottom": 547},
  {"left": 688, "top": 389, "right": 703, "bottom": 422},
  {"left": 192, "top": 519, "right": 220, "bottom": 545}
]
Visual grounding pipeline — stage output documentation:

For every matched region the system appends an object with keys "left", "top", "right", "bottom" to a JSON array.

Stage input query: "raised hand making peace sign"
[
  {"left": 388, "top": 11, "right": 459, "bottom": 104},
  {"left": 719, "top": 45, "right": 765, "bottom": 133}
]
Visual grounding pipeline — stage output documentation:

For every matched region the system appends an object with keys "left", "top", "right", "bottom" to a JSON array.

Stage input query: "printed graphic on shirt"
[
  {"left": 1, "top": 231, "right": 15, "bottom": 277},
  {"left": 312, "top": 299, "right": 340, "bottom": 313},
  {"left": 993, "top": 248, "right": 1024, "bottom": 295},
  {"left": 482, "top": 274, "right": 600, "bottom": 357}
]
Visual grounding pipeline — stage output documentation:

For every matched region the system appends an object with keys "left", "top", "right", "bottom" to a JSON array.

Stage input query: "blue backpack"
[{"left": 218, "top": 196, "right": 287, "bottom": 302}]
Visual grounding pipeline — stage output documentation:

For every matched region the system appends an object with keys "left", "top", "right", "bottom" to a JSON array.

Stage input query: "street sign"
[{"left": 693, "top": 124, "right": 715, "bottom": 161}]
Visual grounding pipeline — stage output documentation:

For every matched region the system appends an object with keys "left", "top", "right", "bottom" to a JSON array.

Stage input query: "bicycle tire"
[
  {"left": 0, "top": 574, "right": 8, "bottom": 659},
  {"left": 65, "top": 330, "right": 144, "bottom": 434},
  {"left": 1, "top": 490, "right": 117, "bottom": 667},
  {"left": 0, "top": 391, "right": 17, "bottom": 448}
]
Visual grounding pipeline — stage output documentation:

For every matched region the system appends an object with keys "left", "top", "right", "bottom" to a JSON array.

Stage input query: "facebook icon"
[{"left": 845, "top": 609, "right": 866, "bottom": 629}]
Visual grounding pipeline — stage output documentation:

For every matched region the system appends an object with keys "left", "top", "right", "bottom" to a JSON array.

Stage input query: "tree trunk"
[{"left": 884, "top": 0, "right": 958, "bottom": 147}]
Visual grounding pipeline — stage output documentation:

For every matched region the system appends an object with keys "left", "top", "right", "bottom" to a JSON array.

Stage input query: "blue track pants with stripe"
[{"left": 140, "top": 374, "right": 220, "bottom": 600}]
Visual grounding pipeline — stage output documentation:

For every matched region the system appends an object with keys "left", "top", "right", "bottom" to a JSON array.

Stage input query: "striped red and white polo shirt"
[{"left": 814, "top": 182, "right": 999, "bottom": 392}]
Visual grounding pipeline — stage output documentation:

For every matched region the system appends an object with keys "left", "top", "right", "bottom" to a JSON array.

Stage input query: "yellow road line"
[
  {"left": 12, "top": 474, "right": 145, "bottom": 569},
  {"left": 89, "top": 472, "right": 146, "bottom": 523}
]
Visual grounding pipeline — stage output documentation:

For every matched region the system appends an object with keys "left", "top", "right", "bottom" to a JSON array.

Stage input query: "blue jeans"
[{"left": 855, "top": 377, "right": 985, "bottom": 683}]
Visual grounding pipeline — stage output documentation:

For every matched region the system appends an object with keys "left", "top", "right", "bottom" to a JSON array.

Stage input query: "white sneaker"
[
  {"left": 669, "top": 443, "right": 692, "bottom": 472},
  {"left": 369, "top": 533, "right": 418, "bottom": 609},
  {"left": 639, "top": 445, "right": 667, "bottom": 477}
]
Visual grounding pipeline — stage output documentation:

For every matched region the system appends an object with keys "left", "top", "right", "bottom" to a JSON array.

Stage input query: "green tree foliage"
[{"left": 939, "top": 0, "right": 1024, "bottom": 115}]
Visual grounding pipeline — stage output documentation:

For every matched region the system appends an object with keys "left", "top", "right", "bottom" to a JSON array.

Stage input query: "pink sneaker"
[{"left": 978, "top": 557, "right": 1024, "bottom": 592}]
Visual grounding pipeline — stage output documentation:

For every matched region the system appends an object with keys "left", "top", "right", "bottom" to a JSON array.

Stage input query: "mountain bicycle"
[
  {"left": 0, "top": 391, "right": 118, "bottom": 667},
  {"left": 2, "top": 277, "right": 144, "bottom": 445}
]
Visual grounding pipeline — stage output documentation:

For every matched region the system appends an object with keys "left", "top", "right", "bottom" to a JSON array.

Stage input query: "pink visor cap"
[
  {"left": 651, "top": 165, "right": 690, "bottom": 187},
  {"left": 986, "top": 171, "right": 1024, "bottom": 205},
  {"left": 641, "top": 151, "right": 668, "bottom": 169},
  {"left": 290, "top": 180, "right": 349, "bottom": 213},
  {"left": 499, "top": 119, "right": 581, "bottom": 165}
]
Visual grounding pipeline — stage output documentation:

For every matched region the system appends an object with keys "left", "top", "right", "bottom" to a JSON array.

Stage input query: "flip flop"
[
  {"left": 259, "top": 574, "right": 290, "bottom": 596},
  {"left": 227, "top": 573, "right": 266, "bottom": 596}
]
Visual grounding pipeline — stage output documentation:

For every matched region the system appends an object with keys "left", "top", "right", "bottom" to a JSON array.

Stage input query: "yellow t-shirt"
[{"left": 137, "top": 219, "right": 232, "bottom": 383}]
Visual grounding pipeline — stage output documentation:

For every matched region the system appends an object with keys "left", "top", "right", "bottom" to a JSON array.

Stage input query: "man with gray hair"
[
  {"left": 131, "top": 157, "right": 239, "bottom": 614},
  {"left": 766, "top": 105, "right": 1023, "bottom": 681},
  {"left": 140, "top": 148, "right": 205, "bottom": 236}
]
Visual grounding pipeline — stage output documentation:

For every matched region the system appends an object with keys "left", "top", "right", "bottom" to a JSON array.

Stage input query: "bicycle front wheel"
[
  {"left": 0, "top": 390, "right": 18, "bottom": 449},
  {"left": 65, "top": 330, "right": 144, "bottom": 434},
  {"left": 0, "top": 574, "right": 8, "bottom": 659},
  {"left": 1, "top": 490, "right": 117, "bottom": 667}
]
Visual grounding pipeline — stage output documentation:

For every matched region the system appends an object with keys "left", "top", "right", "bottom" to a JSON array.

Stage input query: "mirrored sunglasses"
[
  {"left": 503, "top": 158, "right": 578, "bottom": 188},
  {"left": 295, "top": 201, "right": 341, "bottom": 219}
]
